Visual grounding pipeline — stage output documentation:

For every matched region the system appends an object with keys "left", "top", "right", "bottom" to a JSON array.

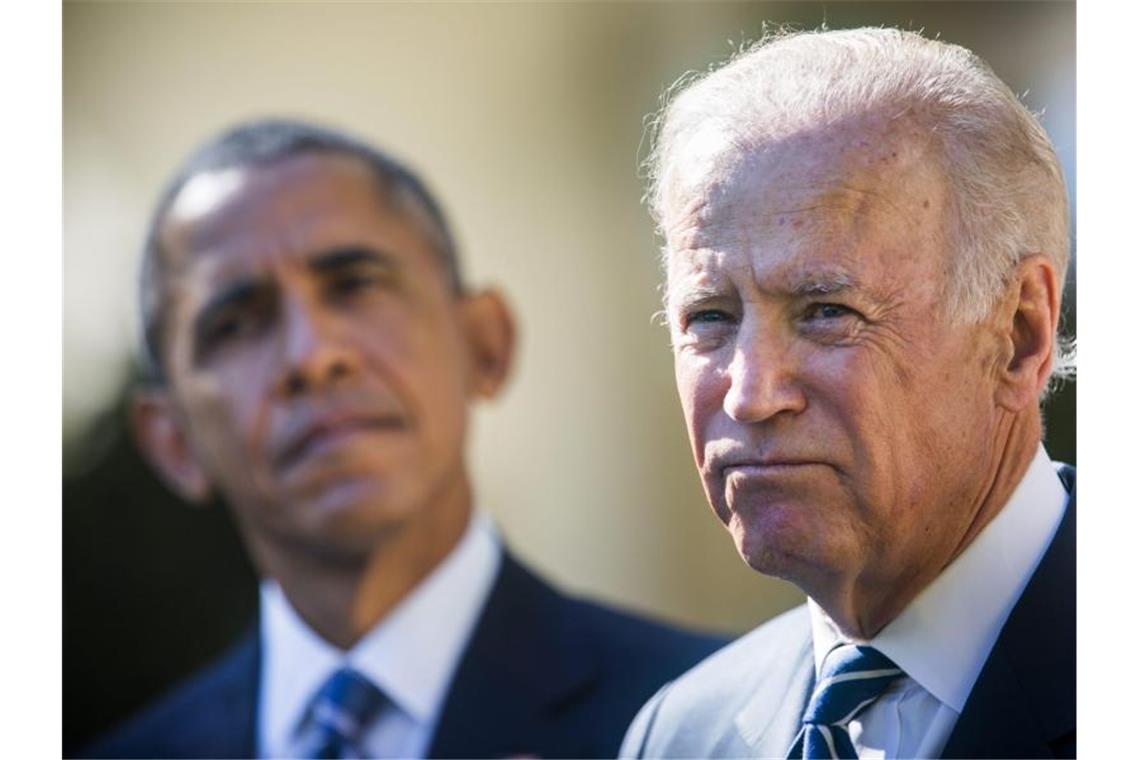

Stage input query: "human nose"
[
  {"left": 723, "top": 322, "right": 807, "bottom": 423},
  {"left": 273, "top": 295, "right": 358, "bottom": 397}
]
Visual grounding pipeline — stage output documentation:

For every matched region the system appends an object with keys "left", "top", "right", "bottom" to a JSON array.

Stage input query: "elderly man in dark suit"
[
  {"left": 621, "top": 27, "right": 1074, "bottom": 759},
  {"left": 82, "top": 119, "right": 723, "bottom": 759}
]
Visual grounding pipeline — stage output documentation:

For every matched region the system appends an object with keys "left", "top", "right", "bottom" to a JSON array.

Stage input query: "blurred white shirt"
[
  {"left": 257, "top": 511, "right": 501, "bottom": 759},
  {"left": 808, "top": 444, "right": 1069, "bottom": 759}
]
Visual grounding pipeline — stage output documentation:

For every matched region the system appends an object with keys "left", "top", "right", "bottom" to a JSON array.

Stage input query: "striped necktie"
[
  {"left": 307, "top": 667, "right": 388, "bottom": 759},
  {"left": 786, "top": 644, "right": 904, "bottom": 759}
]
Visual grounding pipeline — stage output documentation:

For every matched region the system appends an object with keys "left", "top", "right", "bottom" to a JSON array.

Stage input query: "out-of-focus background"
[{"left": 63, "top": 1, "right": 1074, "bottom": 751}]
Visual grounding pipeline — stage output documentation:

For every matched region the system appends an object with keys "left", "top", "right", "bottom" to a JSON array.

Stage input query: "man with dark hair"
[{"left": 84, "top": 118, "right": 722, "bottom": 759}]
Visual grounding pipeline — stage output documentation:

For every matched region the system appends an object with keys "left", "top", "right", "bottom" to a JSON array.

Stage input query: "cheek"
[
  {"left": 674, "top": 354, "right": 725, "bottom": 462},
  {"left": 803, "top": 350, "right": 904, "bottom": 472}
]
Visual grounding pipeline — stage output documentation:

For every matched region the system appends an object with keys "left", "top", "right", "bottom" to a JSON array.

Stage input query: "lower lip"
[{"left": 284, "top": 423, "right": 401, "bottom": 468}]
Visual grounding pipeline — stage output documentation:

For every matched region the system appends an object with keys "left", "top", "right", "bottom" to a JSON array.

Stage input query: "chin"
[
  {"left": 302, "top": 477, "right": 419, "bottom": 534},
  {"left": 728, "top": 508, "right": 832, "bottom": 584}
]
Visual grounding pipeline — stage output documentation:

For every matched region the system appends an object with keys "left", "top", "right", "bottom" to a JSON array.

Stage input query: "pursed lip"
[
  {"left": 274, "top": 410, "right": 406, "bottom": 471},
  {"left": 717, "top": 457, "right": 827, "bottom": 478}
]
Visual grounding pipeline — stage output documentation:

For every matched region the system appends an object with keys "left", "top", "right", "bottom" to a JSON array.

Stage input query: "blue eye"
[
  {"left": 689, "top": 309, "right": 732, "bottom": 324},
  {"left": 806, "top": 303, "right": 854, "bottom": 320}
]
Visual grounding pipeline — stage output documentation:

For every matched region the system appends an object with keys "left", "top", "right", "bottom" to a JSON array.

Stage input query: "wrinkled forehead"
[
  {"left": 661, "top": 116, "right": 948, "bottom": 261},
  {"left": 663, "top": 112, "right": 936, "bottom": 225},
  {"left": 659, "top": 117, "right": 953, "bottom": 305}
]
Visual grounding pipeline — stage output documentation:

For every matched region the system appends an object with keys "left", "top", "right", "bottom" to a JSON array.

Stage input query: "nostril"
[{"left": 283, "top": 372, "right": 306, "bottom": 396}]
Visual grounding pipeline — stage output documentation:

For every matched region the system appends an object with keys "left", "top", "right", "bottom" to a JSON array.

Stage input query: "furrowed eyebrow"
[
  {"left": 308, "top": 245, "right": 400, "bottom": 275},
  {"left": 669, "top": 284, "right": 727, "bottom": 313},
  {"left": 789, "top": 272, "right": 859, "bottom": 298}
]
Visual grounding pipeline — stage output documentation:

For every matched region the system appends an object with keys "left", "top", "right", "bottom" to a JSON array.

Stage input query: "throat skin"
[
  {"left": 810, "top": 410, "right": 1041, "bottom": 641},
  {"left": 241, "top": 474, "right": 473, "bottom": 651}
]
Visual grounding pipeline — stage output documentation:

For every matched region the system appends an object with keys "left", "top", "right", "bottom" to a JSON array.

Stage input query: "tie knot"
[
  {"left": 804, "top": 645, "right": 903, "bottom": 727},
  {"left": 309, "top": 667, "right": 387, "bottom": 751}
]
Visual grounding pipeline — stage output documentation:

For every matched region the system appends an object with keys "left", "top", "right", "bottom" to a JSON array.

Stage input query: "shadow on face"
[{"left": 132, "top": 152, "right": 514, "bottom": 566}]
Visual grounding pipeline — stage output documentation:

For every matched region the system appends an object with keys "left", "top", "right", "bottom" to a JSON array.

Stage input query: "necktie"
[
  {"left": 308, "top": 667, "right": 388, "bottom": 759},
  {"left": 786, "top": 644, "right": 903, "bottom": 760}
]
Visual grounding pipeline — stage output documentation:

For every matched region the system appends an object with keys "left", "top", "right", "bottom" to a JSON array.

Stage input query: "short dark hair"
[{"left": 139, "top": 117, "right": 463, "bottom": 383}]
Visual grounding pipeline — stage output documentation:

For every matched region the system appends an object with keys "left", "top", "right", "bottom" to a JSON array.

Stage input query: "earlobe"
[
  {"left": 459, "top": 289, "right": 516, "bottom": 400},
  {"left": 996, "top": 255, "right": 1061, "bottom": 411},
  {"left": 131, "top": 390, "right": 214, "bottom": 504}
]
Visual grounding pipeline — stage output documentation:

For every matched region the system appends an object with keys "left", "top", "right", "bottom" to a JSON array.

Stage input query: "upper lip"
[
  {"left": 712, "top": 451, "right": 824, "bottom": 475},
  {"left": 273, "top": 407, "right": 406, "bottom": 469}
]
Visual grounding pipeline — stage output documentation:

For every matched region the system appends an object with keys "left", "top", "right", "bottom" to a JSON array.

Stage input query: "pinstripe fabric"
[{"left": 786, "top": 645, "right": 903, "bottom": 759}]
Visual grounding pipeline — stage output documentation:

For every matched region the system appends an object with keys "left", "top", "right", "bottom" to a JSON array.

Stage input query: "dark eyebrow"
[{"left": 308, "top": 245, "right": 401, "bottom": 275}]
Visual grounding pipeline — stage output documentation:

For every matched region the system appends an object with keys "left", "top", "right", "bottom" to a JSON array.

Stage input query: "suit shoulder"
[
  {"left": 77, "top": 635, "right": 258, "bottom": 759},
  {"left": 624, "top": 604, "right": 810, "bottom": 757},
  {"left": 497, "top": 552, "right": 727, "bottom": 673},
  {"left": 660, "top": 603, "right": 808, "bottom": 706},
  {"left": 562, "top": 592, "right": 728, "bottom": 665}
]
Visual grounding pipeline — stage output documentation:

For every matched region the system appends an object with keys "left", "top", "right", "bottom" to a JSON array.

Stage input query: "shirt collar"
[
  {"left": 259, "top": 511, "right": 502, "bottom": 751},
  {"left": 809, "top": 444, "right": 1069, "bottom": 711}
]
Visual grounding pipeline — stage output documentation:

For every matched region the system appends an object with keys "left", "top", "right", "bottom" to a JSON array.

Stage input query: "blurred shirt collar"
[
  {"left": 809, "top": 443, "right": 1069, "bottom": 711},
  {"left": 258, "top": 510, "right": 502, "bottom": 756}
]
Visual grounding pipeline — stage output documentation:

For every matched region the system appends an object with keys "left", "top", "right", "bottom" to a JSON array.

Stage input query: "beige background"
[{"left": 64, "top": 1, "right": 1074, "bottom": 634}]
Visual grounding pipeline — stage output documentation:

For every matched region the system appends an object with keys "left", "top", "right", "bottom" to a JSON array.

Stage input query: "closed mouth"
[
  {"left": 275, "top": 414, "right": 406, "bottom": 470},
  {"left": 721, "top": 460, "right": 822, "bottom": 476}
]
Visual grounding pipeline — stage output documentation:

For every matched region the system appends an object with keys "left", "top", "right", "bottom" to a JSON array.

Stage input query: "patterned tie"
[
  {"left": 786, "top": 644, "right": 904, "bottom": 759},
  {"left": 308, "top": 667, "right": 388, "bottom": 759}
]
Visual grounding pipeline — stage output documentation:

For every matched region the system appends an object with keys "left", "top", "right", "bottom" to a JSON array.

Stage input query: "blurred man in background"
[
  {"left": 622, "top": 28, "right": 1074, "bottom": 759},
  {"left": 83, "top": 119, "right": 722, "bottom": 759}
]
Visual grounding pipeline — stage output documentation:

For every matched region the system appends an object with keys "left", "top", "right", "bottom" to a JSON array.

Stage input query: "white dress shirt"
[
  {"left": 257, "top": 511, "right": 502, "bottom": 759},
  {"left": 808, "top": 445, "right": 1069, "bottom": 759}
]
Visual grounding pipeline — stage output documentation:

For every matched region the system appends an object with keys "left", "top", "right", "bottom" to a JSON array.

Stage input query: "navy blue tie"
[
  {"left": 308, "top": 667, "right": 388, "bottom": 759},
  {"left": 786, "top": 645, "right": 904, "bottom": 759}
]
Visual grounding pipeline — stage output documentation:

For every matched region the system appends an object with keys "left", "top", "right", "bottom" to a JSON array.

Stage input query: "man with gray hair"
[{"left": 620, "top": 27, "right": 1074, "bottom": 759}]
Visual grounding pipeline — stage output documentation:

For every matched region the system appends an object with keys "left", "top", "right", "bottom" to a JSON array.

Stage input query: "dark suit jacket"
[
  {"left": 83, "top": 552, "right": 725, "bottom": 759},
  {"left": 623, "top": 465, "right": 1076, "bottom": 759}
]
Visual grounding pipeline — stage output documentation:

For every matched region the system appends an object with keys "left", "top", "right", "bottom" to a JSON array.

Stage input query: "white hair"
[{"left": 647, "top": 27, "right": 1074, "bottom": 384}]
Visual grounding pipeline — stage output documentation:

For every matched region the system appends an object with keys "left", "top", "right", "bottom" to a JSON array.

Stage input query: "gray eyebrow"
[{"left": 789, "top": 272, "right": 858, "bottom": 297}]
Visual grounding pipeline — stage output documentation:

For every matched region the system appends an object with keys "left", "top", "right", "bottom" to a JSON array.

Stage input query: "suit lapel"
[
  {"left": 733, "top": 616, "right": 815, "bottom": 758},
  {"left": 941, "top": 465, "right": 1076, "bottom": 758},
  {"left": 427, "top": 553, "right": 599, "bottom": 759}
]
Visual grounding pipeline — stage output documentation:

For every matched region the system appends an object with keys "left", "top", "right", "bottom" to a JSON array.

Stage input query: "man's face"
[
  {"left": 148, "top": 153, "right": 487, "bottom": 559},
  {"left": 663, "top": 121, "right": 1007, "bottom": 599}
]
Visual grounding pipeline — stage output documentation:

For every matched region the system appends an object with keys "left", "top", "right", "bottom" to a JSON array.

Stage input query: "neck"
[
  {"left": 819, "top": 411, "right": 1042, "bottom": 640},
  {"left": 248, "top": 476, "right": 473, "bottom": 650}
]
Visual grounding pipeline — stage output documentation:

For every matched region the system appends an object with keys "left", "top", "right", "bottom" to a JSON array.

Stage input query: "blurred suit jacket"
[
  {"left": 82, "top": 552, "right": 725, "bottom": 759},
  {"left": 622, "top": 465, "right": 1075, "bottom": 759}
]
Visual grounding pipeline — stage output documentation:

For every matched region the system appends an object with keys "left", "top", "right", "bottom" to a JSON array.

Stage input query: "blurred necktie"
[
  {"left": 786, "top": 644, "right": 903, "bottom": 759},
  {"left": 308, "top": 667, "right": 388, "bottom": 759}
]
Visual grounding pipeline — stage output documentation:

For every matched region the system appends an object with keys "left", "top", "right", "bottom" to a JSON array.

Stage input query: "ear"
[
  {"left": 458, "top": 289, "right": 516, "bottom": 400},
  {"left": 131, "top": 389, "right": 214, "bottom": 504},
  {"left": 994, "top": 254, "right": 1061, "bottom": 412}
]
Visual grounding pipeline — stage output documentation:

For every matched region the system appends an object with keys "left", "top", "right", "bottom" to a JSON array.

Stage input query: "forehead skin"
[
  {"left": 662, "top": 113, "right": 950, "bottom": 306},
  {"left": 153, "top": 153, "right": 449, "bottom": 366},
  {"left": 159, "top": 153, "right": 434, "bottom": 277}
]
